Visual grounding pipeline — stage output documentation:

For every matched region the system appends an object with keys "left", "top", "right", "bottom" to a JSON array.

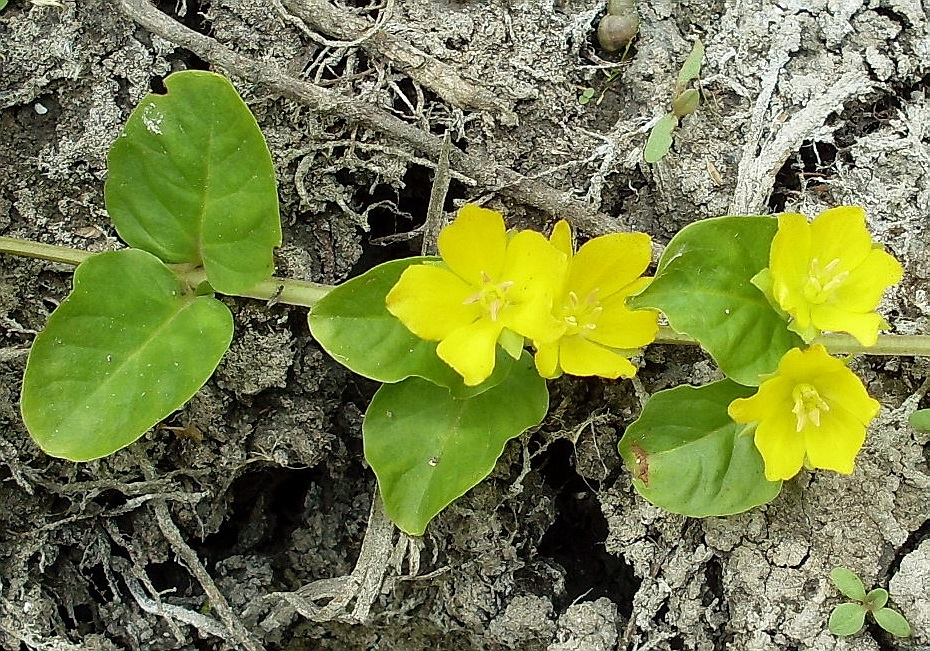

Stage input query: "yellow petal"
[
  {"left": 810, "top": 305, "right": 884, "bottom": 346},
  {"left": 534, "top": 340, "right": 562, "bottom": 379},
  {"left": 549, "top": 220, "right": 573, "bottom": 256},
  {"left": 817, "top": 370, "right": 880, "bottom": 424},
  {"left": 830, "top": 247, "right": 903, "bottom": 311},
  {"left": 809, "top": 206, "right": 872, "bottom": 270},
  {"left": 803, "top": 403, "right": 867, "bottom": 474},
  {"left": 436, "top": 318, "right": 503, "bottom": 386},
  {"left": 499, "top": 230, "right": 568, "bottom": 341},
  {"left": 727, "top": 375, "right": 793, "bottom": 424},
  {"left": 770, "top": 213, "right": 811, "bottom": 311},
  {"left": 753, "top": 409, "right": 807, "bottom": 481},
  {"left": 585, "top": 295, "right": 659, "bottom": 349},
  {"left": 777, "top": 344, "right": 844, "bottom": 380},
  {"left": 558, "top": 335, "right": 638, "bottom": 378},
  {"left": 569, "top": 233, "right": 652, "bottom": 298},
  {"left": 386, "top": 264, "right": 479, "bottom": 340},
  {"left": 438, "top": 204, "right": 507, "bottom": 284}
]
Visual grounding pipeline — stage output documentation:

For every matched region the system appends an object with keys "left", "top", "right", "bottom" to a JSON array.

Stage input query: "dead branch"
[
  {"left": 281, "top": 0, "right": 518, "bottom": 123},
  {"left": 117, "top": 0, "right": 620, "bottom": 235}
]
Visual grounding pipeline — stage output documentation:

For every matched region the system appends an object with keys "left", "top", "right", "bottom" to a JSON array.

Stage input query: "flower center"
[
  {"left": 803, "top": 257, "right": 849, "bottom": 303},
  {"left": 462, "top": 272, "right": 515, "bottom": 321},
  {"left": 791, "top": 383, "right": 830, "bottom": 432},
  {"left": 559, "top": 290, "right": 603, "bottom": 336}
]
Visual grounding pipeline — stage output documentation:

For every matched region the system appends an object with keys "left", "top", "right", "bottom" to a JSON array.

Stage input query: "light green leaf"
[
  {"left": 21, "top": 249, "right": 233, "bottom": 461},
  {"left": 866, "top": 588, "right": 888, "bottom": 609},
  {"left": 830, "top": 567, "right": 867, "bottom": 601},
  {"left": 618, "top": 380, "right": 782, "bottom": 517},
  {"left": 0, "top": 0, "right": 8, "bottom": 11},
  {"left": 308, "top": 257, "right": 467, "bottom": 387},
  {"left": 364, "top": 352, "right": 548, "bottom": 535},
  {"left": 105, "top": 70, "right": 281, "bottom": 295},
  {"left": 630, "top": 216, "right": 803, "bottom": 386},
  {"left": 873, "top": 607, "right": 911, "bottom": 637},
  {"left": 672, "top": 88, "right": 700, "bottom": 118},
  {"left": 644, "top": 113, "right": 678, "bottom": 163},
  {"left": 677, "top": 39, "right": 704, "bottom": 87},
  {"left": 907, "top": 408, "right": 930, "bottom": 432},
  {"left": 829, "top": 602, "right": 866, "bottom": 636}
]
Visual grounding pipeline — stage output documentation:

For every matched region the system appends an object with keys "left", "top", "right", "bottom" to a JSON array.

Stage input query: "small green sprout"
[
  {"left": 644, "top": 39, "right": 703, "bottom": 163},
  {"left": 828, "top": 567, "right": 911, "bottom": 638},
  {"left": 908, "top": 408, "right": 930, "bottom": 431},
  {"left": 578, "top": 87, "right": 596, "bottom": 105}
]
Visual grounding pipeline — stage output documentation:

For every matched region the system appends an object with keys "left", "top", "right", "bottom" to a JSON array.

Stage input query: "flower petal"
[
  {"left": 810, "top": 206, "right": 872, "bottom": 270},
  {"left": 500, "top": 229, "right": 568, "bottom": 341},
  {"left": 831, "top": 247, "right": 903, "bottom": 312},
  {"left": 770, "top": 213, "right": 811, "bottom": 311},
  {"left": 753, "top": 409, "right": 807, "bottom": 481},
  {"left": 558, "top": 335, "right": 637, "bottom": 378},
  {"left": 436, "top": 318, "right": 503, "bottom": 386},
  {"left": 586, "top": 295, "right": 659, "bottom": 349},
  {"left": 386, "top": 264, "right": 479, "bottom": 340},
  {"left": 438, "top": 204, "right": 507, "bottom": 284},
  {"left": 569, "top": 233, "right": 652, "bottom": 299},
  {"left": 817, "top": 370, "right": 880, "bottom": 424},
  {"left": 549, "top": 220, "right": 573, "bottom": 257},
  {"left": 534, "top": 340, "right": 561, "bottom": 379},
  {"left": 777, "top": 344, "right": 844, "bottom": 380},
  {"left": 728, "top": 375, "right": 794, "bottom": 424},
  {"left": 803, "top": 403, "right": 867, "bottom": 474},
  {"left": 810, "top": 305, "right": 884, "bottom": 346}
]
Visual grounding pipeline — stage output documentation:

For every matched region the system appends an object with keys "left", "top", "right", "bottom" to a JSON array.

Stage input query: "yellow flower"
[
  {"left": 533, "top": 220, "right": 658, "bottom": 379},
  {"left": 386, "top": 204, "right": 566, "bottom": 386},
  {"left": 756, "top": 206, "right": 902, "bottom": 345},
  {"left": 728, "top": 344, "right": 880, "bottom": 481}
]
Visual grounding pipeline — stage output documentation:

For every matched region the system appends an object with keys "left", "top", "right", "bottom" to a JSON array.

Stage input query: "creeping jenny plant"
[{"left": 0, "top": 69, "right": 923, "bottom": 536}]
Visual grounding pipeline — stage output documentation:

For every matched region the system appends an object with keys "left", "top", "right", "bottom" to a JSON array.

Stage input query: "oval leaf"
[
  {"left": 829, "top": 603, "right": 866, "bottom": 636},
  {"left": 309, "top": 257, "right": 468, "bottom": 387},
  {"left": 618, "top": 379, "right": 782, "bottom": 516},
  {"left": 865, "top": 588, "right": 888, "bottom": 609},
  {"left": 677, "top": 39, "right": 704, "bottom": 87},
  {"left": 907, "top": 408, "right": 930, "bottom": 432},
  {"left": 21, "top": 249, "right": 233, "bottom": 461},
  {"left": 872, "top": 607, "right": 911, "bottom": 637},
  {"left": 644, "top": 113, "right": 678, "bottom": 163},
  {"left": 364, "top": 353, "right": 548, "bottom": 535},
  {"left": 830, "top": 567, "right": 867, "bottom": 601},
  {"left": 105, "top": 70, "right": 281, "bottom": 295},
  {"left": 630, "top": 216, "right": 802, "bottom": 385}
]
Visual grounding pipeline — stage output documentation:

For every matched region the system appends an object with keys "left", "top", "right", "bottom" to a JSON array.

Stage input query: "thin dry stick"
[
  {"left": 421, "top": 130, "right": 452, "bottom": 255},
  {"left": 116, "top": 0, "right": 618, "bottom": 235}
]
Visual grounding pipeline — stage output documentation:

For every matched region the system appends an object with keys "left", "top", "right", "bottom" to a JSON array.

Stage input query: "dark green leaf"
[
  {"left": 630, "top": 216, "right": 802, "bottom": 385},
  {"left": 21, "top": 249, "right": 233, "bottom": 461},
  {"left": 830, "top": 567, "right": 867, "bottom": 601},
  {"left": 644, "top": 113, "right": 678, "bottom": 163},
  {"left": 829, "top": 603, "right": 866, "bottom": 636},
  {"left": 872, "top": 607, "right": 911, "bottom": 637},
  {"left": 364, "top": 353, "right": 548, "bottom": 535},
  {"left": 105, "top": 70, "right": 281, "bottom": 295},
  {"left": 618, "top": 380, "right": 782, "bottom": 516}
]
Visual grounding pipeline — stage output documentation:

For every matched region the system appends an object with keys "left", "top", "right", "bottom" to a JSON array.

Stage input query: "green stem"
[{"left": 4, "top": 236, "right": 930, "bottom": 355}]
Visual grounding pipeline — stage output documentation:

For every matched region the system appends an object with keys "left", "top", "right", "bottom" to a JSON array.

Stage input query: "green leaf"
[
  {"left": 677, "top": 39, "right": 704, "bottom": 87},
  {"left": 618, "top": 380, "right": 782, "bottom": 517},
  {"left": 0, "top": 0, "right": 8, "bottom": 11},
  {"left": 309, "top": 257, "right": 473, "bottom": 388},
  {"left": 866, "top": 588, "right": 888, "bottom": 609},
  {"left": 364, "top": 352, "right": 548, "bottom": 535},
  {"left": 829, "top": 602, "right": 866, "bottom": 636},
  {"left": 672, "top": 88, "right": 700, "bottom": 118},
  {"left": 21, "top": 249, "right": 233, "bottom": 461},
  {"left": 105, "top": 70, "right": 281, "bottom": 295},
  {"left": 644, "top": 113, "right": 678, "bottom": 163},
  {"left": 630, "top": 216, "right": 803, "bottom": 385},
  {"left": 872, "top": 607, "right": 911, "bottom": 637},
  {"left": 907, "top": 408, "right": 930, "bottom": 432},
  {"left": 829, "top": 567, "right": 867, "bottom": 601}
]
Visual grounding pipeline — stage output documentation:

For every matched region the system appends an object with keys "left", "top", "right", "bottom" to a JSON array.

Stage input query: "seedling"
[
  {"left": 0, "top": 70, "right": 926, "bottom": 537},
  {"left": 643, "top": 39, "right": 703, "bottom": 163},
  {"left": 828, "top": 567, "right": 911, "bottom": 638}
]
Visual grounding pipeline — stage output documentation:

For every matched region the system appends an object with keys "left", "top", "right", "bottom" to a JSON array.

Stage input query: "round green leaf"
[
  {"left": 830, "top": 567, "right": 867, "bottom": 601},
  {"left": 21, "top": 249, "right": 233, "bottom": 461},
  {"left": 618, "top": 379, "right": 782, "bottom": 516},
  {"left": 630, "top": 216, "right": 802, "bottom": 386},
  {"left": 105, "top": 70, "right": 281, "bottom": 295},
  {"left": 364, "top": 353, "right": 548, "bottom": 535},
  {"left": 644, "top": 113, "right": 678, "bottom": 163},
  {"left": 866, "top": 588, "right": 888, "bottom": 609},
  {"left": 872, "top": 607, "right": 911, "bottom": 637},
  {"left": 309, "top": 257, "right": 467, "bottom": 387},
  {"left": 907, "top": 408, "right": 930, "bottom": 432},
  {"left": 829, "top": 602, "right": 866, "bottom": 636}
]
